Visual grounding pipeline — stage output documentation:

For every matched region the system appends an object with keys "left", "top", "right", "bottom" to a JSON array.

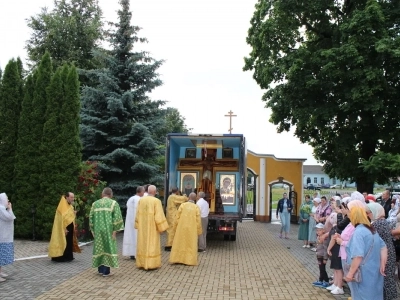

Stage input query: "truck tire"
[
  {"left": 224, "top": 234, "right": 229, "bottom": 241},
  {"left": 230, "top": 235, "right": 236, "bottom": 241}
]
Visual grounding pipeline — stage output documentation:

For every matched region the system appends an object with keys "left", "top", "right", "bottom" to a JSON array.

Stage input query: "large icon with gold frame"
[
  {"left": 180, "top": 172, "right": 197, "bottom": 196},
  {"left": 220, "top": 174, "right": 235, "bottom": 205}
]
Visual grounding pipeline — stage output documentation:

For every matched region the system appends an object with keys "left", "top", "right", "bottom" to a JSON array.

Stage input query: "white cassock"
[{"left": 122, "top": 195, "right": 141, "bottom": 256}]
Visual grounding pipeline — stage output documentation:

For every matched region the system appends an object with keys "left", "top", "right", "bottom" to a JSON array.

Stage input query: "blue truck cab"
[{"left": 164, "top": 133, "right": 246, "bottom": 241}]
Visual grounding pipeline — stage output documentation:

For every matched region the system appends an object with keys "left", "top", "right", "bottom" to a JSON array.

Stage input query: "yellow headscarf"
[{"left": 349, "top": 206, "right": 371, "bottom": 227}]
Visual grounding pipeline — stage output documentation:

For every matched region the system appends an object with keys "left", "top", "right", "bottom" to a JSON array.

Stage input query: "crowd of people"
[{"left": 296, "top": 190, "right": 400, "bottom": 300}]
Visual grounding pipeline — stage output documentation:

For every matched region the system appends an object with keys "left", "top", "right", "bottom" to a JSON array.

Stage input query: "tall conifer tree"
[
  {"left": 81, "top": 0, "right": 164, "bottom": 204},
  {"left": 13, "top": 53, "right": 52, "bottom": 238},
  {"left": 0, "top": 59, "right": 24, "bottom": 197},
  {"left": 14, "top": 74, "right": 36, "bottom": 237},
  {"left": 37, "top": 65, "right": 81, "bottom": 238}
]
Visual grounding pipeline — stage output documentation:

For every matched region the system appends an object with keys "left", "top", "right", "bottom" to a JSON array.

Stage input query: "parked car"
[
  {"left": 321, "top": 183, "right": 330, "bottom": 188},
  {"left": 330, "top": 184, "right": 338, "bottom": 189},
  {"left": 307, "top": 184, "right": 321, "bottom": 191}
]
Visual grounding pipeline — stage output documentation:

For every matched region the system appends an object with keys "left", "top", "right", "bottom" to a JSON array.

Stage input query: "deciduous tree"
[
  {"left": 244, "top": 0, "right": 400, "bottom": 193},
  {"left": 26, "top": 0, "right": 103, "bottom": 70}
]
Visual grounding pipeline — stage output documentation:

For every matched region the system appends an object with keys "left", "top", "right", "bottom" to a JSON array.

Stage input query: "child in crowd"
[
  {"left": 312, "top": 223, "right": 330, "bottom": 288},
  {"left": 326, "top": 213, "right": 344, "bottom": 295}
]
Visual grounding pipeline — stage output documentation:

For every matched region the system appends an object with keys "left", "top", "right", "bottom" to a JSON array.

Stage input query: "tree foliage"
[
  {"left": 38, "top": 64, "right": 81, "bottom": 239},
  {"left": 80, "top": 0, "right": 164, "bottom": 205},
  {"left": 362, "top": 152, "right": 400, "bottom": 186},
  {"left": 13, "top": 54, "right": 82, "bottom": 239},
  {"left": 13, "top": 73, "right": 36, "bottom": 238},
  {"left": 26, "top": 0, "right": 103, "bottom": 70},
  {"left": 153, "top": 107, "right": 190, "bottom": 143},
  {"left": 244, "top": 0, "right": 400, "bottom": 192},
  {"left": 0, "top": 59, "right": 24, "bottom": 197}
]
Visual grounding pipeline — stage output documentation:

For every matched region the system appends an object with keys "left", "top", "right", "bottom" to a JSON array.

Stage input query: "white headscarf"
[
  {"left": 349, "top": 191, "right": 365, "bottom": 204},
  {"left": 387, "top": 197, "right": 400, "bottom": 221},
  {"left": 0, "top": 193, "right": 8, "bottom": 208},
  {"left": 341, "top": 196, "right": 351, "bottom": 204}
]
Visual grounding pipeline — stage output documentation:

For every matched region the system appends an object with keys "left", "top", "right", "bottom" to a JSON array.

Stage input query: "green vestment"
[{"left": 89, "top": 197, "right": 124, "bottom": 268}]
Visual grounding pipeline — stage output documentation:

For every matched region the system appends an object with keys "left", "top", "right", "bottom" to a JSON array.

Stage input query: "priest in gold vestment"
[
  {"left": 48, "top": 193, "right": 81, "bottom": 262},
  {"left": 135, "top": 185, "right": 168, "bottom": 270},
  {"left": 169, "top": 193, "right": 202, "bottom": 266},
  {"left": 165, "top": 187, "right": 187, "bottom": 251}
]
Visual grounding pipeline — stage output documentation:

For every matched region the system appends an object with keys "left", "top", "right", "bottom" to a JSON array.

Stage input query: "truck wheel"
[
  {"left": 230, "top": 235, "right": 236, "bottom": 241},
  {"left": 224, "top": 234, "right": 229, "bottom": 241}
]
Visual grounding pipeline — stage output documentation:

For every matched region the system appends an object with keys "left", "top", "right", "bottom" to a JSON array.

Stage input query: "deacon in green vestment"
[{"left": 89, "top": 187, "right": 124, "bottom": 276}]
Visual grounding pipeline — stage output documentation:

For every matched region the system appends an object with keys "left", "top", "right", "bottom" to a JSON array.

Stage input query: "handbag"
[{"left": 343, "top": 237, "right": 374, "bottom": 283}]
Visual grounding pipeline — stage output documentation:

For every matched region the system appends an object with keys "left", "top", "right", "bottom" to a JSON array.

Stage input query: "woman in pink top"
[{"left": 336, "top": 222, "right": 355, "bottom": 262}]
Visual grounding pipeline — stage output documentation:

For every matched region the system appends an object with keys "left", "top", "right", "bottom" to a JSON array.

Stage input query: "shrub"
[{"left": 74, "top": 161, "right": 106, "bottom": 241}]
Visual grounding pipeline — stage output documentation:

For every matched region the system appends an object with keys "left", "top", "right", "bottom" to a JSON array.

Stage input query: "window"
[
  {"left": 307, "top": 177, "right": 311, "bottom": 184},
  {"left": 333, "top": 178, "right": 336, "bottom": 184},
  {"left": 321, "top": 178, "right": 324, "bottom": 184},
  {"left": 314, "top": 177, "right": 317, "bottom": 183}
]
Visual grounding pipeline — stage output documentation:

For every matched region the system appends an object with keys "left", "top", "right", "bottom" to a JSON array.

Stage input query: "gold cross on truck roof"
[{"left": 224, "top": 110, "right": 237, "bottom": 134}]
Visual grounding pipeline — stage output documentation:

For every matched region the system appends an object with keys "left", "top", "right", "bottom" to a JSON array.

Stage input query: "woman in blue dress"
[
  {"left": 344, "top": 206, "right": 387, "bottom": 300},
  {"left": 276, "top": 193, "right": 293, "bottom": 239},
  {"left": 298, "top": 195, "right": 313, "bottom": 247}
]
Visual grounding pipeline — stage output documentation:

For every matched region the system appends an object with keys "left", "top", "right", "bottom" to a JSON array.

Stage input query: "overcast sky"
[{"left": 0, "top": 0, "right": 319, "bottom": 164}]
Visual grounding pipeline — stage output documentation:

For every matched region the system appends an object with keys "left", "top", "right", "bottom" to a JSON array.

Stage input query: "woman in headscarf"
[
  {"left": 0, "top": 193, "right": 16, "bottom": 282},
  {"left": 315, "top": 196, "right": 331, "bottom": 224},
  {"left": 349, "top": 191, "right": 366, "bottom": 204},
  {"left": 298, "top": 195, "right": 313, "bottom": 248},
  {"left": 366, "top": 202, "right": 397, "bottom": 300},
  {"left": 386, "top": 195, "right": 400, "bottom": 229},
  {"left": 308, "top": 198, "right": 320, "bottom": 251},
  {"left": 344, "top": 206, "right": 387, "bottom": 300}
]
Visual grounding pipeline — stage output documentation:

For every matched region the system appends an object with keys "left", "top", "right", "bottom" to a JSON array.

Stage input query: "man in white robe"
[{"left": 122, "top": 186, "right": 145, "bottom": 259}]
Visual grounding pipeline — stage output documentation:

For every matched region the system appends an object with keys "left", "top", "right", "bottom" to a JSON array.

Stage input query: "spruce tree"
[
  {"left": 0, "top": 59, "right": 24, "bottom": 197},
  {"left": 81, "top": 0, "right": 164, "bottom": 205},
  {"left": 13, "top": 73, "right": 36, "bottom": 238}
]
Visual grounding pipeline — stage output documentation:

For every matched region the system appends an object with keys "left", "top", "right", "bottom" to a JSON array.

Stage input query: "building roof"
[{"left": 303, "top": 165, "right": 325, "bottom": 175}]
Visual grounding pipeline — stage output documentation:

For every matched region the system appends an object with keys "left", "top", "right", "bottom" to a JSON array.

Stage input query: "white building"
[{"left": 303, "top": 165, "right": 356, "bottom": 188}]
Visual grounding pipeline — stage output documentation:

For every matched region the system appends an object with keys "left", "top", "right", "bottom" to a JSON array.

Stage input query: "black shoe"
[
  {"left": 164, "top": 246, "right": 172, "bottom": 251},
  {"left": 130, "top": 256, "right": 135, "bottom": 260}
]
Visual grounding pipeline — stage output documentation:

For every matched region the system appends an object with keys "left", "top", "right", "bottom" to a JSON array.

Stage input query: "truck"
[{"left": 164, "top": 133, "right": 246, "bottom": 241}]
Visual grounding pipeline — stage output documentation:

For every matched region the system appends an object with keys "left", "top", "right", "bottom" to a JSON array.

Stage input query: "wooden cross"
[{"left": 224, "top": 110, "right": 237, "bottom": 134}]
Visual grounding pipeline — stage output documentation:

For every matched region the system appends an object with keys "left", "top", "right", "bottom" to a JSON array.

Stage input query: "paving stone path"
[{"left": 0, "top": 221, "right": 359, "bottom": 299}]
